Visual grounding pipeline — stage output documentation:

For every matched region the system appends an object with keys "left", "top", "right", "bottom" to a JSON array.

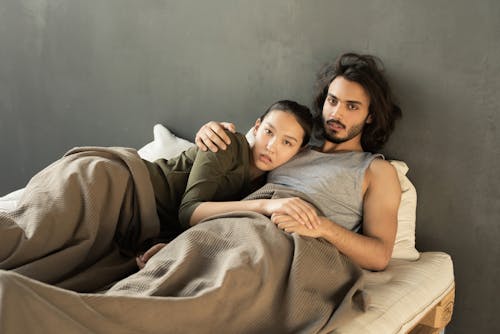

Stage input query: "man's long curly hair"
[{"left": 313, "top": 53, "right": 402, "bottom": 152}]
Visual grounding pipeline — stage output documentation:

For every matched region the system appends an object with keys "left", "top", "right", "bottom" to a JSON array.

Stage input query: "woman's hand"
[
  {"left": 136, "top": 243, "right": 167, "bottom": 269},
  {"left": 263, "top": 197, "right": 321, "bottom": 229},
  {"left": 272, "top": 213, "right": 325, "bottom": 238},
  {"left": 195, "top": 121, "right": 236, "bottom": 152}
]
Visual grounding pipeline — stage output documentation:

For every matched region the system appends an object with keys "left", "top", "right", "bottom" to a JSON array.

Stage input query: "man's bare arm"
[{"left": 273, "top": 159, "right": 401, "bottom": 271}]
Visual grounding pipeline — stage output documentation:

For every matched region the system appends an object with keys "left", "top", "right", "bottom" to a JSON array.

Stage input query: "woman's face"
[{"left": 252, "top": 109, "right": 305, "bottom": 172}]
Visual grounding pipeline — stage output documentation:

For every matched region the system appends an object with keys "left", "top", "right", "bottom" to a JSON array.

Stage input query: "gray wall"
[{"left": 1, "top": 1, "right": 499, "bottom": 333}]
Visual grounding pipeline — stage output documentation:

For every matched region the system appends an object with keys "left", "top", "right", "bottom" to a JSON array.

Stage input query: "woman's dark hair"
[
  {"left": 259, "top": 100, "right": 313, "bottom": 147},
  {"left": 313, "top": 53, "right": 402, "bottom": 152}
]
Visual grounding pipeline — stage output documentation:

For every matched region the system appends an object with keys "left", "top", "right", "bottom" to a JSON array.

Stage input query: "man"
[{"left": 194, "top": 52, "right": 403, "bottom": 271}]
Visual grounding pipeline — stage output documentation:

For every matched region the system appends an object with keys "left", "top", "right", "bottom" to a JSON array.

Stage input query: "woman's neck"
[{"left": 248, "top": 165, "right": 265, "bottom": 181}]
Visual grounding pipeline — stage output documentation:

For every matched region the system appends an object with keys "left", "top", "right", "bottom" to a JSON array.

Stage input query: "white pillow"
[
  {"left": 138, "top": 124, "right": 195, "bottom": 161},
  {"left": 0, "top": 188, "right": 25, "bottom": 212},
  {"left": 1, "top": 125, "right": 194, "bottom": 211},
  {"left": 390, "top": 160, "right": 420, "bottom": 261}
]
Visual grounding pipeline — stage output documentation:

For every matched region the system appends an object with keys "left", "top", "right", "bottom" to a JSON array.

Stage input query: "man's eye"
[
  {"left": 264, "top": 129, "right": 272, "bottom": 135},
  {"left": 348, "top": 104, "right": 358, "bottom": 110}
]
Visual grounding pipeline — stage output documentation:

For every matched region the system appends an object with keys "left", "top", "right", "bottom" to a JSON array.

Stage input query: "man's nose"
[{"left": 330, "top": 104, "right": 343, "bottom": 119}]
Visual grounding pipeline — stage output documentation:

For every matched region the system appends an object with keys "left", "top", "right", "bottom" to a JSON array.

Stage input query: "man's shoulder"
[
  {"left": 369, "top": 157, "right": 393, "bottom": 170},
  {"left": 365, "top": 158, "right": 399, "bottom": 187}
]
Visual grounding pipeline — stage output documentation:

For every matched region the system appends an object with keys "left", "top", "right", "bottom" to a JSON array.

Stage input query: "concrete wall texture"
[{"left": 1, "top": 1, "right": 499, "bottom": 333}]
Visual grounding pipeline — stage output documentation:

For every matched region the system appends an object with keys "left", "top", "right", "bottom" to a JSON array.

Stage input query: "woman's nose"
[{"left": 266, "top": 138, "right": 277, "bottom": 152}]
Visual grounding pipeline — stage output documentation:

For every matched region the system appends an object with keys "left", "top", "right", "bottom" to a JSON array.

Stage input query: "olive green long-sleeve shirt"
[{"left": 143, "top": 131, "right": 264, "bottom": 241}]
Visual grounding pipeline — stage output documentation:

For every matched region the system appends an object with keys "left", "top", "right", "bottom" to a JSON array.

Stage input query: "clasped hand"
[
  {"left": 271, "top": 213, "right": 325, "bottom": 238},
  {"left": 262, "top": 197, "right": 321, "bottom": 230}
]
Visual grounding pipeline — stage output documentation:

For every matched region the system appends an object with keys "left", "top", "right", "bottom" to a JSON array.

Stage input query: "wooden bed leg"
[{"left": 407, "top": 285, "right": 455, "bottom": 334}]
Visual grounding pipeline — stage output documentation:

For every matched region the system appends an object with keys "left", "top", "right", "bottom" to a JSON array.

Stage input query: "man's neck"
[{"left": 321, "top": 139, "right": 364, "bottom": 154}]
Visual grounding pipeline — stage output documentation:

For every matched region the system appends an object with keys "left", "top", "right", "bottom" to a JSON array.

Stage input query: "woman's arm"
[
  {"left": 178, "top": 132, "right": 319, "bottom": 229},
  {"left": 177, "top": 131, "right": 242, "bottom": 228},
  {"left": 190, "top": 197, "right": 321, "bottom": 229}
]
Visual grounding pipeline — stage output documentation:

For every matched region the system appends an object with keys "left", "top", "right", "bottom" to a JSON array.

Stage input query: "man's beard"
[{"left": 322, "top": 118, "right": 365, "bottom": 144}]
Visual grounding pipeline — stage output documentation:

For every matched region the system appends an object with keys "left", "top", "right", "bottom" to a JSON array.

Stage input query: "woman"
[
  {"left": 137, "top": 99, "right": 320, "bottom": 268},
  {"left": 0, "top": 99, "right": 316, "bottom": 291}
]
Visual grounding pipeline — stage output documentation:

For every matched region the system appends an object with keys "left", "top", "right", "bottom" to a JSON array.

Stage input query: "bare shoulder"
[
  {"left": 364, "top": 158, "right": 400, "bottom": 193},
  {"left": 369, "top": 158, "right": 397, "bottom": 177}
]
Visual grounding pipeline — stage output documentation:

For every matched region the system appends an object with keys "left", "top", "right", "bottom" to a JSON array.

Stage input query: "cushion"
[
  {"left": 338, "top": 252, "right": 454, "bottom": 333},
  {"left": 389, "top": 161, "right": 420, "bottom": 261},
  {"left": 0, "top": 124, "right": 195, "bottom": 210},
  {"left": 0, "top": 188, "right": 24, "bottom": 212},
  {"left": 138, "top": 124, "right": 195, "bottom": 162}
]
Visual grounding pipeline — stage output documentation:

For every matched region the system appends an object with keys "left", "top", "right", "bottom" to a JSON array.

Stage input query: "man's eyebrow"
[{"left": 327, "top": 93, "right": 363, "bottom": 105}]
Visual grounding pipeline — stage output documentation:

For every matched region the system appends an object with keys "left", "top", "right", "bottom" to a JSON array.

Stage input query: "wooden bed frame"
[{"left": 407, "top": 284, "right": 455, "bottom": 334}]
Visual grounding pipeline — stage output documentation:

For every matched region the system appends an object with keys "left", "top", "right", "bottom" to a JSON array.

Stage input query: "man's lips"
[{"left": 326, "top": 120, "right": 345, "bottom": 131}]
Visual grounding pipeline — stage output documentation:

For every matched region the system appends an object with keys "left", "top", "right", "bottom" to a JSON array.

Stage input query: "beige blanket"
[
  {"left": 0, "top": 152, "right": 366, "bottom": 333},
  {"left": 0, "top": 147, "right": 160, "bottom": 292}
]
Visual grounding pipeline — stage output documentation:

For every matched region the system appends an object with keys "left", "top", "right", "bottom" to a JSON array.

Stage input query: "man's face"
[{"left": 321, "top": 76, "right": 371, "bottom": 146}]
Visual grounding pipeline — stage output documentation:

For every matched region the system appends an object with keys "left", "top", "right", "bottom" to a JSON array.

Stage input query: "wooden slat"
[{"left": 407, "top": 284, "right": 455, "bottom": 334}]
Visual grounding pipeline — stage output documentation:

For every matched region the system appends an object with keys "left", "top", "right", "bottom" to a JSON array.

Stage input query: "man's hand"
[
  {"left": 136, "top": 243, "right": 167, "bottom": 269},
  {"left": 195, "top": 121, "right": 236, "bottom": 152},
  {"left": 263, "top": 198, "right": 321, "bottom": 229},
  {"left": 272, "top": 213, "right": 325, "bottom": 238}
]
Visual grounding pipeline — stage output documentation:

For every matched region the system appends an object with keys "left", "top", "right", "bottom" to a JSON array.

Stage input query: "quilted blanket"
[
  {"left": 0, "top": 146, "right": 160, "bottom": 292},
  {"left": 0, "top": 149, "right": 366, "bottom": 333}
]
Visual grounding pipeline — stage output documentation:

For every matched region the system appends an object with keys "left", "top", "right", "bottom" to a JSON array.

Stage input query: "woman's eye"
[
  {"left": 283, "top": 140, "right": 292, "bottom": 146},
  {"left": 264, "top": 128, "right": 272, "bottom": 135}
]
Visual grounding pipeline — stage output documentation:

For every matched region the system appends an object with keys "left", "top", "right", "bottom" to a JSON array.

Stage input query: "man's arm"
[{"left": 273, "top": 159, "right": 401, "bottom": 271}]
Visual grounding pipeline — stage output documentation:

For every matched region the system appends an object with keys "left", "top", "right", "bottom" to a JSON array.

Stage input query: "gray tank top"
[{"left": 267, "top": 148, "right": 383, "bottom": 231}]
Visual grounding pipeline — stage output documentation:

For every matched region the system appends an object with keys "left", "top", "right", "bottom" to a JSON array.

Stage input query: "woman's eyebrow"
[
  {"left": 264, "top": 122, "right": 298, "bottom": 142},
  {"left": 283, "top": 135, "right": 298, "bottom": 143}
]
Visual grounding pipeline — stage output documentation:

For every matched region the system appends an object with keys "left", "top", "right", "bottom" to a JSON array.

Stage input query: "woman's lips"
[{"left": 259, "top": 154, "right": 272, "bottom": 164}]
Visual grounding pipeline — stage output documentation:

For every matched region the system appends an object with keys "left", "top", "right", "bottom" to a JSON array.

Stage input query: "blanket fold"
[
  {"left": 0, "top": 181, "right": 366, "bottom": 333},
  {"left": 0, "top": 146, "right": 160, "bottom": 292}
]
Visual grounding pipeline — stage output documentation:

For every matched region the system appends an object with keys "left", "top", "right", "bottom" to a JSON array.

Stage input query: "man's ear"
[
  {"left": 253, "top": 118, "right": 262, "bottom": 135},
  {"left": 366, "top": 114, "right": 373, "bottom": 124}
]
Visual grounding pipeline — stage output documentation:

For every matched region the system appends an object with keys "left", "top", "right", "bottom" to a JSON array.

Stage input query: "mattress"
[{"left": 336, "top": 252, "right": 454, "bottom": 334}]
